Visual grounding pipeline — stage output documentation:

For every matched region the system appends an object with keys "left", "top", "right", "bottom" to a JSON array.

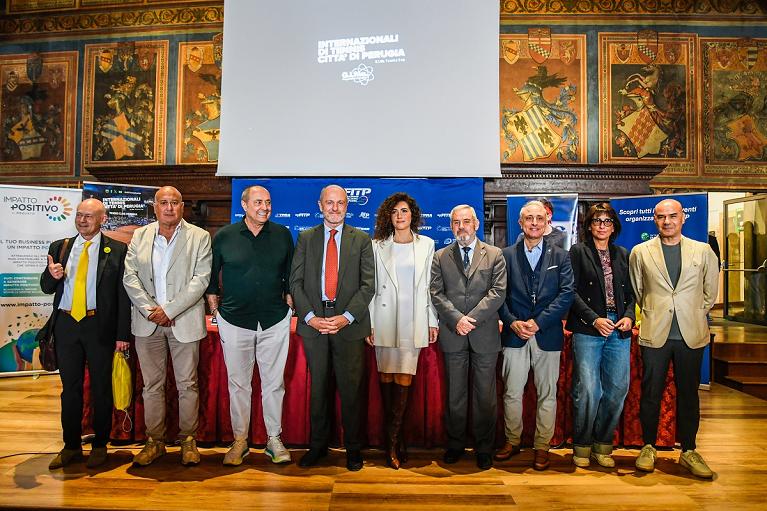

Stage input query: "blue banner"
[
  {"left": 505, "top": 194, "right": 578, "bottom": 248},
  {"left": 611, "top": 193, "right": 711, "bottom": 386},
  {"left": 612, "top": 193, "right": 709, "bottom": 249},
  {"left": 231, "top": 178, "right": 484, "bottom": 248}
]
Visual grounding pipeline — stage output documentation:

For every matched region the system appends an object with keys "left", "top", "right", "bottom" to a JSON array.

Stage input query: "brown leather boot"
[
  {"left": 387, "top": 383, "right": 410, "bottom": 469},
  {"left": 380, "top": 381, "right": 394, "bottom": 466}
]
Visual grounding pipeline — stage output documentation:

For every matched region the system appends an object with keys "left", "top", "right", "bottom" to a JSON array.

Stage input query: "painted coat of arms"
[
  {"left": 599, "top": 32, "right": 695, "bottom": 173},
  {"left": 82, "top": 41, "right": 168, "bottom": 169},
  {"left": 0, "top": 52, "right": 77, "bottom": 176},
  {"left": 701, "top": 38, "right": 767, "bottom": 176},
  {"left": 500, "top": 33, "right": 586, "bottom": 164},
  {"left": 177, "top": 35, "right": 223, "bottom": 164}
]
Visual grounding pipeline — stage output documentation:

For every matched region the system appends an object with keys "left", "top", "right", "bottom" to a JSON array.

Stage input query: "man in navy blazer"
[{"left": 496, "top": 201, "right": 574, "bottom": 471}]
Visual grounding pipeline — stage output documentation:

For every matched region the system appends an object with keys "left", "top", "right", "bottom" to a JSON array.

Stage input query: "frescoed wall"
[{"left": 0, "top": 1, "right": 765, "bottom": 191}]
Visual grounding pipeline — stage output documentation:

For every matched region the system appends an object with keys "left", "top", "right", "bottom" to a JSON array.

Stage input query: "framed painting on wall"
[
  {"left": 176, "top": 35, "right": 222, "bottom": 164},
  {"left": 81, "top": 40, "right": 168, "bottom": 170},
  {"left": 701, "top": 38, "right": 767, "bottom": 177},
  {"left": 0, "top": 51, "right": 78, "bottom": 176},
  {"left": 499, "top": 31, "right": 587, "bottom": 164},
  {"left": 599, "top": 31, "right": 697, "bottom": 176}
]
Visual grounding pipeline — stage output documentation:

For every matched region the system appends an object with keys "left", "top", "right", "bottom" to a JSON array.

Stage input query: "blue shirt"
[{"left": 523, "top": 239, "right": 543, "bottom": 270}]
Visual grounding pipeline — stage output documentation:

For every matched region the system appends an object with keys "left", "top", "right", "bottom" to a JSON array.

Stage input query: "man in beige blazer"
[
  {"left": 123, "top": 186, "right": 212, "bottom": 467},
  {"left": 629, "top": 199, "right": 718, "bottom": 479},
  {"left": 430, "top": 204, "right": 506, "bottom": 470}
]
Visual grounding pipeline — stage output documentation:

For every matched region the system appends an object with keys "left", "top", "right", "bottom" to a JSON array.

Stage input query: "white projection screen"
[{"left": 217, "top": 0, "right": 500, "bottom": 177}]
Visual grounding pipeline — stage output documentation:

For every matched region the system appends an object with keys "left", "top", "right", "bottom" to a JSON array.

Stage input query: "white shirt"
[
  {"left": 60, "top": 233, "right": 101, "bottom": 311},
  {"left": 458, "top": 238, "right": 478, "bottom": 268},
  {"left": 152, "top": 223, "right": 182, "bottom": 306}
]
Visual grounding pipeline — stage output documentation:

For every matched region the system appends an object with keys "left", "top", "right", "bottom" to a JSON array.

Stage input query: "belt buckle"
[{"left": 323, "top": 300, "right": 336, "bottom": 309}]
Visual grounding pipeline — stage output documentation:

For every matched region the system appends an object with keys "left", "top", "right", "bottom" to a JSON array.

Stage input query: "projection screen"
[{"left": 217, "top": 0, "right": 500, "bottom": 177}]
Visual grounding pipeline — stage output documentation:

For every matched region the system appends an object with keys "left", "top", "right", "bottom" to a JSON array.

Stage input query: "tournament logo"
[
  {"left": 641, "top": 232, "right": 651, "bottom": 241},
  {"left": 342, "top": 64, "right": 375, "bottom": 86}
]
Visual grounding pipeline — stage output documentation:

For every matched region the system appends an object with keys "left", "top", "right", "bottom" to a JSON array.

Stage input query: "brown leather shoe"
[
  {"left": 494, "top": 442, "right": 521, "bottom": 461},
  {"left": 533, "top": 449, "right": 550, "bottom": 471}
]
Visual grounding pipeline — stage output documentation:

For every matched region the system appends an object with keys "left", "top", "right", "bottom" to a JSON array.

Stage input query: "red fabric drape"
[{"left": 81, "top": 319, "right": 677, "bottom": 448}]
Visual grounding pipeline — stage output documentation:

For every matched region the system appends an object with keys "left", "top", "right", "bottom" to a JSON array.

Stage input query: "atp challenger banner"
[
  {"left": 0, "top": 185, "right": 81, "bottom": 375},
  {"left": 611, "top": 193, "right": 711, "bottom": 386},
  {"left": 505, "top": 194, "right": 578, "bottom": 248},
  {"left": 231, "top": 178, "right": 484, "bottom": 247}
]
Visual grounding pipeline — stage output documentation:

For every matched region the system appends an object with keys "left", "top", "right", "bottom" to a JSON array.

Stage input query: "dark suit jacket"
[
  {"left": 289, "top": 223, "right": 375, "bottom": 341},
  {"left": 429, "top": 240, "right": 507, "bottom": 354},
  {"left": 40, "top": 234, "right": 131, "bottom": 343},
  {"left": 499, "top": 239, "right": 574, "bottom": 351},
  {"left": 565, "top": 240, "right": 635, "bottom": 338}
]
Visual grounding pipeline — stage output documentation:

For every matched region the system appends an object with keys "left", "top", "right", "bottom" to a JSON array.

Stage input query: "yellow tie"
[{"left": 71, "top": 240, "right": 92, "bottom": 321}]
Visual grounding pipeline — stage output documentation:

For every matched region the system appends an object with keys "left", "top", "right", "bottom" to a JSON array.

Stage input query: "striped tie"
[{"left": 71, "top": 240, "right": 92, "bottom": 321}]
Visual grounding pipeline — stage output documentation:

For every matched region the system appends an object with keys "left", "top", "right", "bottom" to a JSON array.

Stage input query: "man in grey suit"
[
  {"left": 289, "top": 184, "right": 375, "bottom": 471},
  {"left": 430, "top": 204, "right": 507, "bottom": 470},
  {"left": 123, "top": 186, "right": 212, "bottom": 466}
]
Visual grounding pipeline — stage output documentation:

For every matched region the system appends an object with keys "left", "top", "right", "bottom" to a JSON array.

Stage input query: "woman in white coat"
[{"left": 366, "top": 192, "right": 438, "bottom": 469}]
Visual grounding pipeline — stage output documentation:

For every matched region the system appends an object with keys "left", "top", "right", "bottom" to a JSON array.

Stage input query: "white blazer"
[
  {"left": 123, "top": 219, "right": 212, "bottom": 343},
  {"left": 369, "top": 234, "right": 438, "bottom": 348},
  {"left": 629, "top": 235, "right": 719, "bottom": 349}
]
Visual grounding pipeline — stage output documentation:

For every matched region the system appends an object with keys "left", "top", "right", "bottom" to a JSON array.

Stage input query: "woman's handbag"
[{"left": 35, "top": 238, "right": 70, "bottom": 372}]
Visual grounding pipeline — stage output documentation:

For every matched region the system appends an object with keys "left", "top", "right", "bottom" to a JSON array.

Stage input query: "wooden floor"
[{"left": 1, "top": 372, "right": 767, "bottom": 511}]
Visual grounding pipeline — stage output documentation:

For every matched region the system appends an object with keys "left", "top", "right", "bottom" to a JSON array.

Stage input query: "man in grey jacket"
[
  {"left": 430, "top": 204, "right": 507, "bottom": 471},
  {"left": 123, "top": 186, "right": 212, "bottom": 467}
]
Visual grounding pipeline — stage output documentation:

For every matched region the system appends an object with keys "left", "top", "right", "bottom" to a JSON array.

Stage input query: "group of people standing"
[{"left": 41, "top": 184, "right": 719, "bottom": 480}]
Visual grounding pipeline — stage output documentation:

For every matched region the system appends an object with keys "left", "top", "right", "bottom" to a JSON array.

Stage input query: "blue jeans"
[{"left": 572, "top": 312, "right": 630, "bottom": 453}]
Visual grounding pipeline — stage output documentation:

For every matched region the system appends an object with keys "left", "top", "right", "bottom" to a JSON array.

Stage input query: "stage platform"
[{"left": 1, "top": 372, "right": 766, "bottom": 510}]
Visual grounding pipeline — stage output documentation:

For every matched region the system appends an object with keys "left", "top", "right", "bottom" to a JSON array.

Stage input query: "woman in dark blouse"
[{"left": 566, "top": 202, "right": 635, "bottom": 469}]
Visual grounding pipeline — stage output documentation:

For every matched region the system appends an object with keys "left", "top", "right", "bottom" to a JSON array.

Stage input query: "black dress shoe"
[
  {"left": 443, "top": 448, "right": 465, "bottom": 464},
  {"left": 346, "top": 449, "right": 364, "bottom": 471},
  {"left": 476, "top": 453, "right": 493, "bottom": 470},
  {"left": 299, "top": 447, "right": 328, "bottom": 468}
]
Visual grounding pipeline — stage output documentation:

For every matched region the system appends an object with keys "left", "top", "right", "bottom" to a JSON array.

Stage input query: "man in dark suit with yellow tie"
[
  {"left": 290, "top": 184, "right": 375, "bottom": 471},
  {"left": 41, "top": 198, "right": 131, "bottom": 470}
]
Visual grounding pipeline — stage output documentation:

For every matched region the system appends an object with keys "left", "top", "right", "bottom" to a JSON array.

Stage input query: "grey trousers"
[
  {"left": 443, "top": 349, "right": 498, "bottom": 455},
  {"left": 135, "top": 326, "right": 200, "bottom": 440},
  {"left": 501, "top": 338, "right": 560, "bottom": 451}
]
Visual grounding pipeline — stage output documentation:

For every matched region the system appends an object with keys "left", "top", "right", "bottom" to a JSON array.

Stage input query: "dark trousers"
[
  {"left": 443, "top": 349, "right": 498, "bottom": 455},
  {"left": 640, "top": 338, "right": 704, "bottom": 451},
  {"left": 54, "top": 312, "right": 114, "bottom": 450},
  {"left": 302, "top": 331, "right": 365, "bottom": 450}
]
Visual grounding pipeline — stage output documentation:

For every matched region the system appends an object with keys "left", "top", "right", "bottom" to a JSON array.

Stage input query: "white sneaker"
[
  {"left": 679, "top": 449, "right": 713, "bottom": 479},
  {"left": 591, "top": 452, "right": 616, "bottom": 468},
  {"left": 635, "top": 444, "right": 657, "bottom": 472},
  {"left": 572, "top": 455, "right": 590, "bottom": 468},
  {"left": 265, "top": 435, "right": 291, "bottom": 464},
  {"left": 223, "top": 438, "right": 249, "bottom": 466}
]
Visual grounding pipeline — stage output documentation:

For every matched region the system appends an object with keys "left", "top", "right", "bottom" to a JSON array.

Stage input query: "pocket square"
[{"left": 546, "top": 265, "right": 558, "bottom": 270}]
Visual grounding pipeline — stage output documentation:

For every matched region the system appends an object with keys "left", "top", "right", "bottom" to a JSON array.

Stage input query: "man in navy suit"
[{"left": 496, "top": 200, "right": 574, "bottom": 471}]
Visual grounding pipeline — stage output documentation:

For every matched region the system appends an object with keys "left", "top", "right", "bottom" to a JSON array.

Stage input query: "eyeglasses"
[{"left": 590, "top": 218, "right": 614, "bottom": 227}]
